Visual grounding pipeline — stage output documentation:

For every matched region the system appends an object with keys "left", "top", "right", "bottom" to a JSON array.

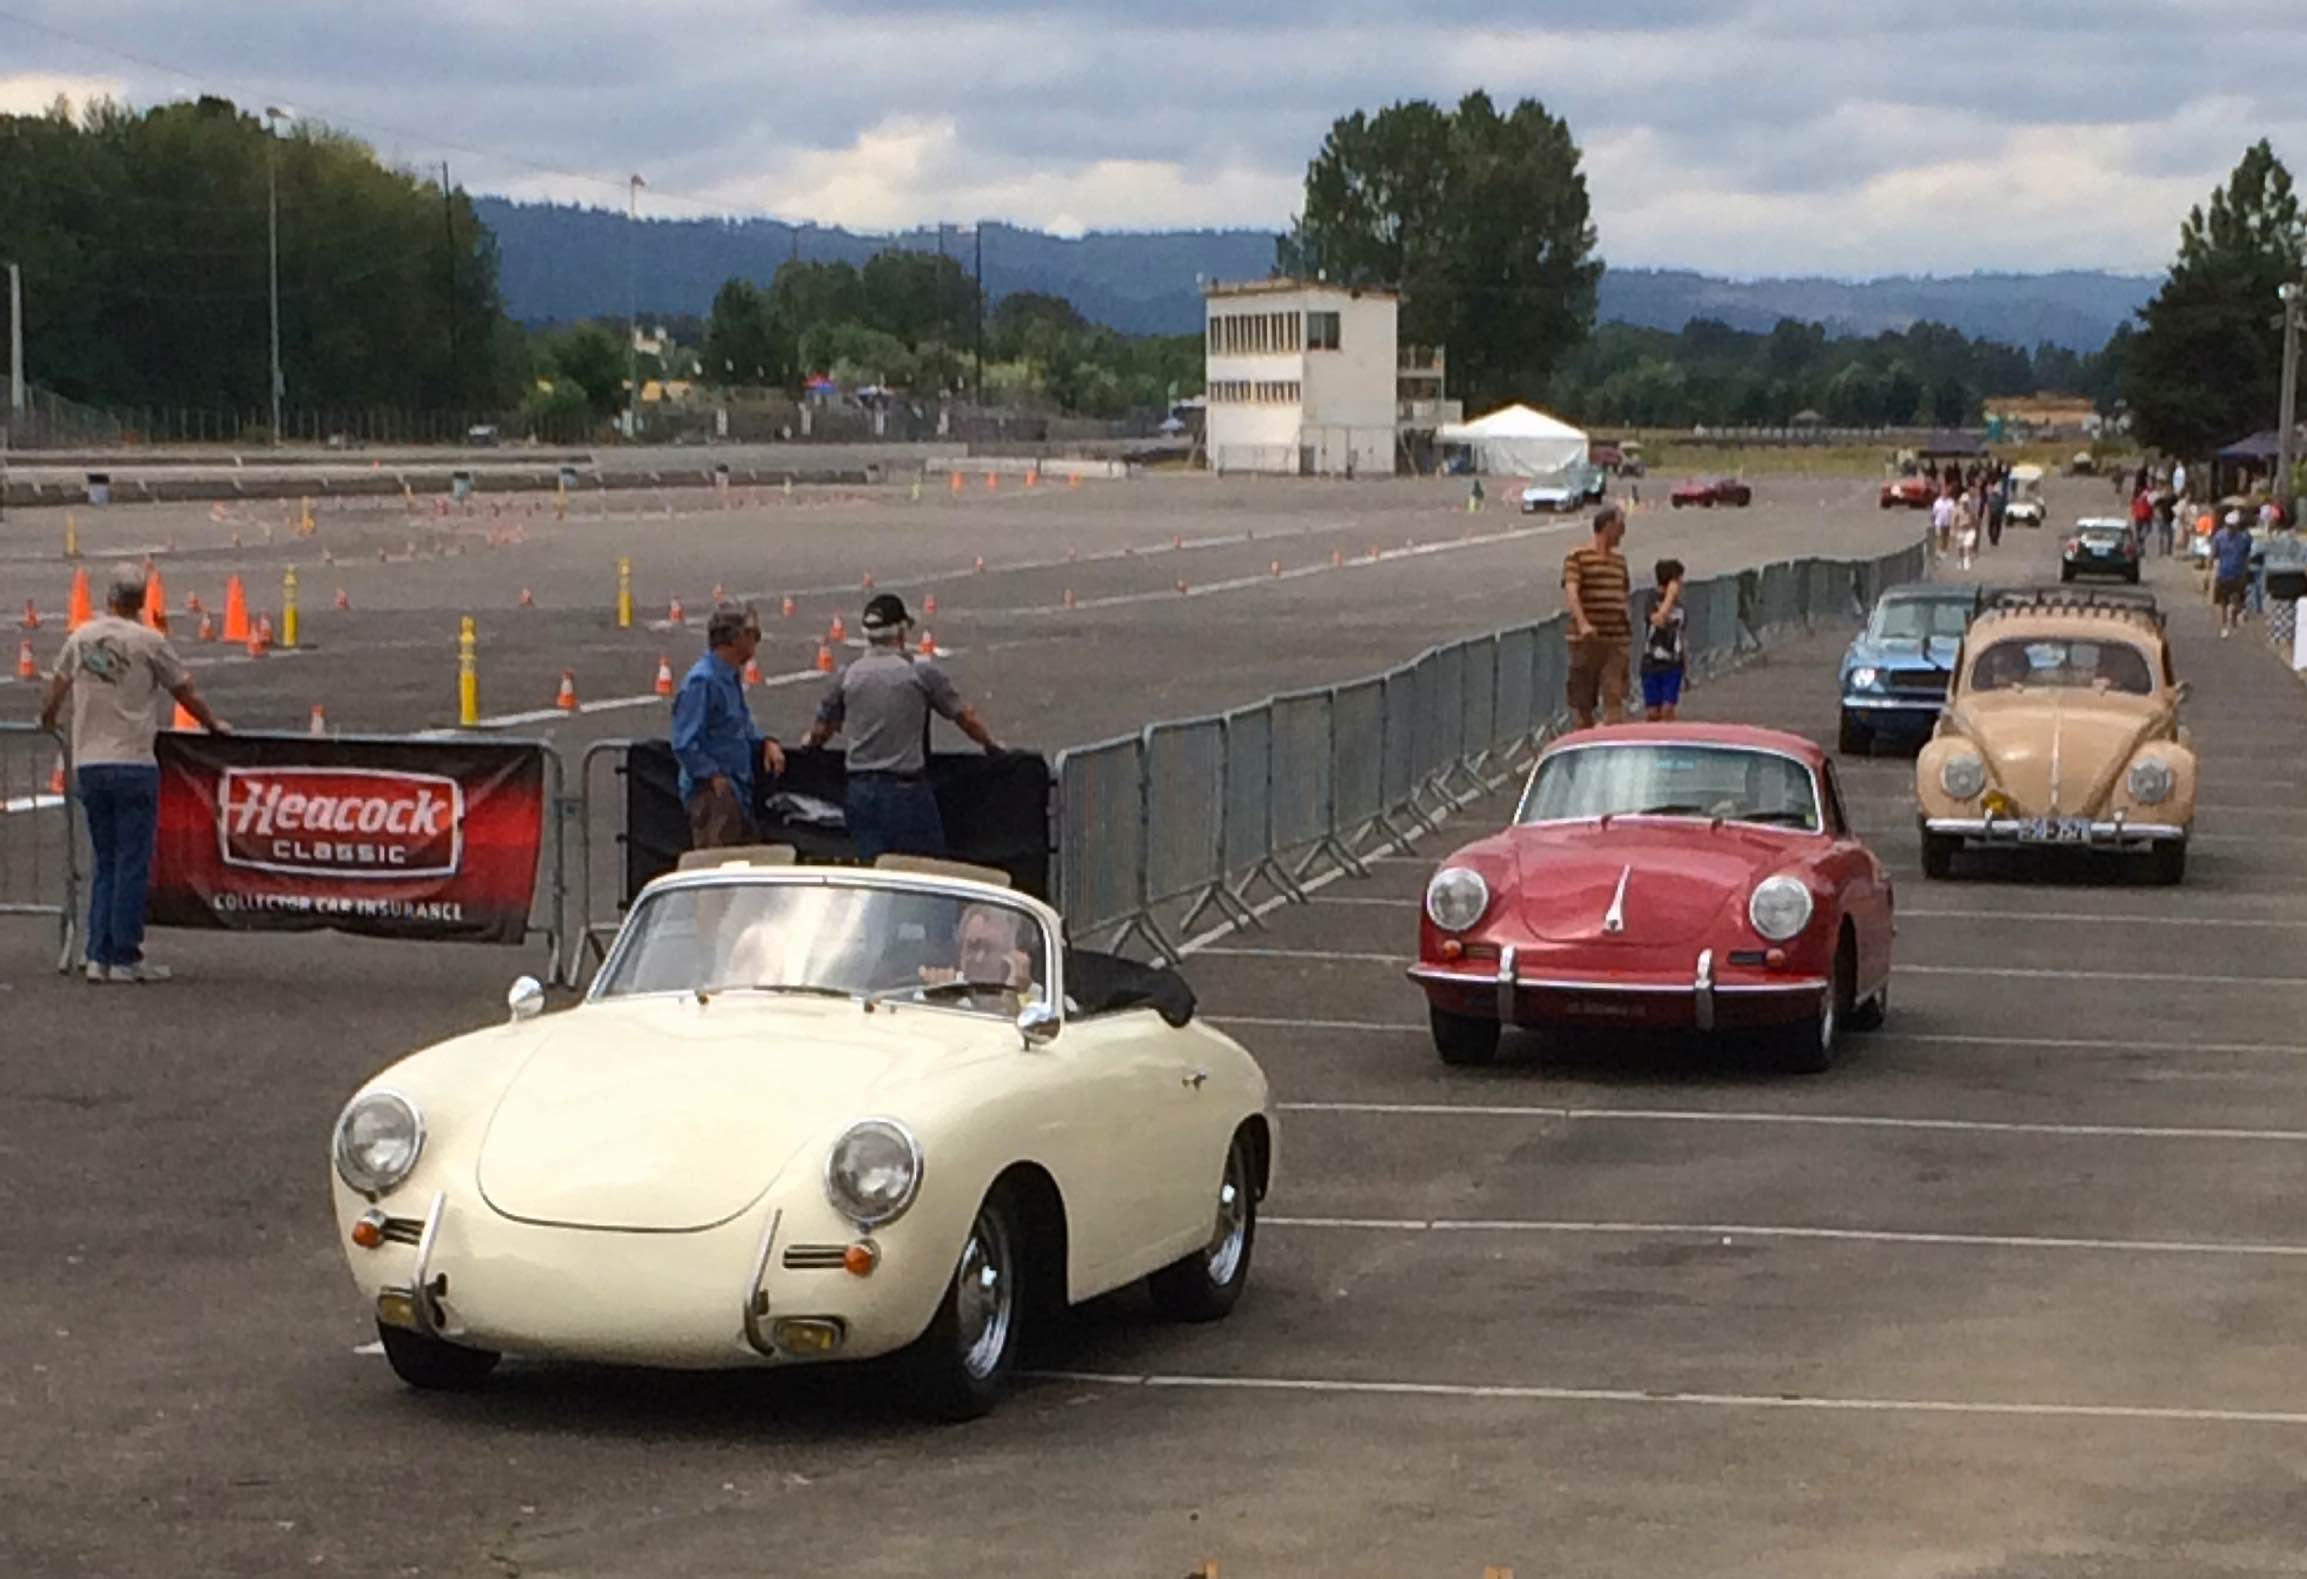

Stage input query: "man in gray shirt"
[
  {"left": 38, "top": 564, "right": 229, "bottom": 982},
  {"left": 801, "top": 593, "right": 1001, "bottom": 861}
]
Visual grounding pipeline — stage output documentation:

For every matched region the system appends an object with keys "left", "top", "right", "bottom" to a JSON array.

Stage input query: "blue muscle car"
[{"left": 1838, "top": 583, "right": 1982, "bottom": 754}]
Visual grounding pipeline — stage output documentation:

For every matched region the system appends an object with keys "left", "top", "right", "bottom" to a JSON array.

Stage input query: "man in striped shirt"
[{"left": 1562, "top": 505, "right": 1633, "bottom": 728}]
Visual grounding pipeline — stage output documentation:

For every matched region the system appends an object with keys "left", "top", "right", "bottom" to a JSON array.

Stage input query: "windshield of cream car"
[
  {"left": 1519, "top": 743, "right": 1821, "bottom": 831},
  {"left": 597, "top": 881, "right": 1050, "bottom": 1013},
  {"left": 1968, "top": 637, "right": 2153, "bottom": 696}
]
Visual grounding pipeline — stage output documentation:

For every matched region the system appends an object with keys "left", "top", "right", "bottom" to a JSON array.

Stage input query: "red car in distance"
[
  {"left": 1879, "top": 475, "right": 1937, "bottom": 510},
  {"left": 1672, "top": 477, "right": 1753, "bottom": 508},
  {"left": 1408, "top": 724, "right": 1894, "bottom": 1074}
]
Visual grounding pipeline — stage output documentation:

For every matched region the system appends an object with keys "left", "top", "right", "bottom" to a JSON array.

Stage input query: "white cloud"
[{"left": 0, "top": 71, "right": 124, "bottom": 116}]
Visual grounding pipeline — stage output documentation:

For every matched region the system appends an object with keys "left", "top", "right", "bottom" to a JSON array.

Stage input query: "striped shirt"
[{"left": 1562, "top": 546, "right": 1632, "bottom": 640}]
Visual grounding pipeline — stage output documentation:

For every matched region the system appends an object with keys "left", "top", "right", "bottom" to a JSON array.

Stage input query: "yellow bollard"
[
  {"left": 556, "top": 480, "right": 569, "bottom": 522},
  {"left": 300, "top": 497, "right": 315, "bottom": 537},
  {"left": 458, "top": 615, "right": 479, "bottom": 728},
  {"left": 64, "top": 512, "right": 79, "bottom": 559},
  {"left": 616, "top": 557, "right": 633, "bottom": 630},
  {"left": 910, "top": 478, "right": 922, "bottom": 503},
  {"left": 281, "top": 567, "right": 300, "bottom": 650}
]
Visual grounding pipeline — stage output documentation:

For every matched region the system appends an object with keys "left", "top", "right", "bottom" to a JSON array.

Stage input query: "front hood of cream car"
[
  {"left": 476, "top": 996, "right": 1011, "bottom": 1232},
  {"left": 1948, "top": 692, "right": 2166, "bottom": 815}
]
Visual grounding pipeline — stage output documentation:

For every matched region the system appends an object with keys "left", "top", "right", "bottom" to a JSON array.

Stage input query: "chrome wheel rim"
[
  {"left": 1204, "top": 1145, "right": 1251, "bottom": 1287},
  {"left": 954, "top": 1207, "right": 1014, "bottom": 1381}
]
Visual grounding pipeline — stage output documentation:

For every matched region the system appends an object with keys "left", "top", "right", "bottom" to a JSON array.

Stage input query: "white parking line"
[
  {"left": 1263, "top": 1215, "right": 2307, "bottom": 1260},
  {"left": 1281, "top": 1100, "right": 2307, "bottom": 1143},
  {"left": 1213, "top": 1015, "right": 2307, "bottom": 1057},
  {"left": 414, "top": 662, "right": 835, "bottom": 736},
  {"left": 1027, "top": 1370, "right": 2307, "bottom": 1427},
  {"left": 1200, "top": 946, "right": 1404, "bottom": 965},
  {"left": 2, "top": 793, "right": 63, "bottom": 814},
  {"left": 1200, "top": 947, "right": 2307, "bottom": 989},
  {"left": 1899, "top": 909, "right": 2307, "bottom": 929}
]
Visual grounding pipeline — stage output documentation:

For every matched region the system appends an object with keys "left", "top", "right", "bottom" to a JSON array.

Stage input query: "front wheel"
[
  {"left": 1432, "top": 1005, "right": 1501, "bottom": 1066},
  {"left": 902, "top": 1188, "right": 1025, "bottom": 1421},
  {"left": 2148, "top": 840, "right": 2187, "bottom": 886},
  {"left": 1777, "top": 939, "right": 1852, "bottom": 1075},
  {"left": 1838, "top": 711, "right": 1873, "bottom": 756},
  {"left": 1148, "top": 1129, "right": 1259, "bottom": 1323},
  {"left": 378, "top": 1322, "right": 500, "bottom": 1391},
  {"left": 1921, "top": 830, "right": 1957, "bottom": 880}
]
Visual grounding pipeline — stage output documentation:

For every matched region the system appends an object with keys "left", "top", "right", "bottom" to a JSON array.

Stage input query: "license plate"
[{"left": 2013, "top": 817, "right": 2093, "bottom": 844}]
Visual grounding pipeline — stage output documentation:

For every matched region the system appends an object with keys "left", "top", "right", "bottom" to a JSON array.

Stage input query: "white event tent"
[{"left": 1437, "top": 403, "right": 1589, "bottom": 477}]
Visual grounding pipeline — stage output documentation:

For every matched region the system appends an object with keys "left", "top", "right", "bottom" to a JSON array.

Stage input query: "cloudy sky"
[{"left": 6, "top": 1, "right": 2304, "bottom": 278}]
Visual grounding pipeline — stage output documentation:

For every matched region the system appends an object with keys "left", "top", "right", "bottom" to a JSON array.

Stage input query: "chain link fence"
[{"left": 1052, "top": 542, "right": 1928, "bottom": 959}]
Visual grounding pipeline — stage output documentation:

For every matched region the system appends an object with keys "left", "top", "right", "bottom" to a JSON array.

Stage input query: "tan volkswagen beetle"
[
  {"left": 329, "top": 860, "right": 1274, "bottom": 1420},
  {"left": 1915, "top": 589, "right": 2194, "bottom": 883}
]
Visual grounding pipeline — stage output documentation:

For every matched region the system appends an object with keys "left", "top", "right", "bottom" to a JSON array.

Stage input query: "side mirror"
[
  {"left": 507, "top": 975, "right": 546, "bottom": 1023},
  {"left": 1016, "top": 1002, "right": 1061, "bottom": 1047}
]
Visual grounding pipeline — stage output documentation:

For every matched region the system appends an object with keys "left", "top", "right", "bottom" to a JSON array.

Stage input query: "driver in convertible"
[{"left": 918, "top": 903, "right": 1041, "bottom": 1009}]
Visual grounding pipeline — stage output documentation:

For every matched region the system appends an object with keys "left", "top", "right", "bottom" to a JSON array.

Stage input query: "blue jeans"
[
  {"left": 79, "top": 763, "right": 160, "bottom": 968},
  {"left": 846, "top": 777, "right": 947, "bottom": 864}
]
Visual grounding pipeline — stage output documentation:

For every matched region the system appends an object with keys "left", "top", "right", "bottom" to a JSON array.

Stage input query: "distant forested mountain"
[{"left": 476, "top": 197, "right": 2152, "bottom": 352}]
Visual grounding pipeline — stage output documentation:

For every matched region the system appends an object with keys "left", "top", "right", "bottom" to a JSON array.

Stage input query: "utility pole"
[
  {"left": 264, "top": 107, "right": 288, "bottom": 444},
  {"left": 5, "top": 260, "right": 21, "bottom": 414},
  {"left": 442, "top": 163, "right": 459, "bottom": 390},
  {"left": 972, "top": 223, "right": 984, "bottom": 409},
  {"left": 2279, "top": 282, "right": 2302, "bottom": 522},
  {"left": 627, "top": 173, "right": 645, "bottom": 441}
]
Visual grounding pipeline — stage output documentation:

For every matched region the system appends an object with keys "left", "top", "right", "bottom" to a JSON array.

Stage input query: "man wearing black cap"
[{"left": 800, "top": 593, "right": 1002, "bottom": 861}]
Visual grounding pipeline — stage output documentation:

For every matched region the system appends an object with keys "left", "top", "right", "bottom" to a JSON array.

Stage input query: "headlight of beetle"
[
  {"left": 1940, "top": 753, "right": 1987, "bottom": 801},
  {"left": 826, "top": 1119, "right": 922, "bottom": 1228},
  {"left": 1848, "top": 666, "right": 1880, "bottom": 691},
  {"left": 1748, "top": 875, "right": 1815, "bottom": 942},
  {"left": 1425, "top": 867, "right": 1490, "bottom": 933},
  {"left": 2127, "top": 757, "right": 2174, "bottom": 805},
  {"left": 333, "top": 1090, "right": 424, "bottom": 1196}
]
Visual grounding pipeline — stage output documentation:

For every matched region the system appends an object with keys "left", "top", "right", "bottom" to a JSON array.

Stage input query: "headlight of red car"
[
  {"left": 1747, "top": 875, "right": 1814, "bottom": 942},
  {"left": 1425, "top": 867, "right": 1491, "bottom": 933}
]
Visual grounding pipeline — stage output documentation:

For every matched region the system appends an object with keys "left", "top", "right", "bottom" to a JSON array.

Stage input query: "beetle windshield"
[
  {"left": 1520, "top": 744, "right": 1821, "bottom": 831},
  {"left": 597, "top": 881, "right": 1050, "bottom": 1014},
  {"left": 1869, "top": 596, "right": 1973, "bottom": 642},
  {"left": 1969, "top": 638, "right": 2153, "bottom": 695}
]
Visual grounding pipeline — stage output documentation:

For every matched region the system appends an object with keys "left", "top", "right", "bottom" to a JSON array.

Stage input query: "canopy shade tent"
[
  {"left": 1915, "top": 431, "right": 1986, "bottom": 458},
  {"left": 1437, "top": 403, "right": 1588, "bottom": 477},
  {"left": 2216, "top": 428, "right": 2303, "bottom": 463}
]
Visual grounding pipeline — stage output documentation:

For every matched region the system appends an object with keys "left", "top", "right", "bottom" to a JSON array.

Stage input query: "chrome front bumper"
[
  {"left": 1410, "top": 946, "right": 1828, "bottom": 1033},
  {"left": 1924, "top": 816, "right": 2186, "bottom": 850}
]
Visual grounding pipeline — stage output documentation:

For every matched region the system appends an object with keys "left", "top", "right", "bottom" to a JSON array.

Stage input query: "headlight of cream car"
[
  {"left": 1425, "top": 868, "right": 1490, "bottom": 932},
  {"left": 826, "top": 1119, "right": 922, "bottom": 1228},
  {"left": 1748, "top": 875, "right": 1815, "bottom": 942},
  {"left": 333, "top": 1090, "right": 424, "bottom": 1196},
  {"left": 1940, "top": 753, "right": 1988, "bottom": 801},
  {"left": 2127, "top": 758, "right": 2174, "bottom": 805}
]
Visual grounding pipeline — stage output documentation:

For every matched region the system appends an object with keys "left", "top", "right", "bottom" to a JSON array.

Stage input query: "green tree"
[
  {"left": 538, "top": 324, "right": 627, "bottom": 416},
  {"left": 769, "top": 261, "right": 867, "bottom": 371},
  {"left": 2124, "top": 140, "right": 2305, "bottom": 456},
  {"left": 859, "top": 249, "right": 980, "bottom": 346},
  {"left": 1278, "top": 90, "right": 1602, "bottom": 407},
  {"left": 703, "top": 278, "right": 780, "bottom": 387}
]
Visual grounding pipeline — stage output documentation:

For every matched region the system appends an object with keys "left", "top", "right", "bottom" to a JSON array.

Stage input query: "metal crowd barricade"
[
  {"left": 1329, "top": 678, "right": 1388, "bottom": 854},
  {"left": 1268, "top": 688, "right": 1363, "bottom": 882},
  {"left": 573, "top": 737, "right": 638, "bottom": 981},
  {"left": 1761, "top": 561, "right": 1801, "bottom": 638},
  {"left": 1220, "top": 702, "right": 1300, "bottom": 908},
  {"left": 1457, "top": 634, "right": 1500, "bottom": 787},
  {"left": 0, "top": 723, "right": 78, "bottom": 972},
  {"left": 1492, "top": 625, "right": 1539, "bottom": 774},
  {"left": 1141, "top": 714, "right": 1248, "bottom": 942},
  {"left": 1532, "top": 616, "right": 1570, "bottom": 732},
  {"left": 1054, "top": 733, "right": 1163, "bottom": 958},
  {"left": 1376, "top": 665, "right": 1431, "bottom": 849},
  {"left": 1406, "top": 648, "right": 1459, "bottom": 823}
]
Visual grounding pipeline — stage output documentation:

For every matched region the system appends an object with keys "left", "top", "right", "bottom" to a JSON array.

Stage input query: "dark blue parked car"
[{"left": 1838, "top": 583, "right": 1982, "bottom": 754}]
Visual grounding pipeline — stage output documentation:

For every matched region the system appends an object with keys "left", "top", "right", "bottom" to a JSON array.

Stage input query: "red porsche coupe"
[
  {"left": 1408, "top": 724, "right": 1894, "bottom": 1073},
  {"left": 1670, "top": 477, "right": 1753, "bottom": 508}
]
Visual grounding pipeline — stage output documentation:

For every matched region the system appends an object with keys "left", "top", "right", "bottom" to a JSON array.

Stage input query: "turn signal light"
[
  {"left": 843, "top": 1242, "right": 881, "bottom": 1277},
  {"left": 350, "top": 1209, "right": 388, "bottom": 1250},
  {"left": 772, "top": 1318, "right": 846, "bottom": 1355},
  {"left": 1439, "top": 939, "right": 1465, "bottom": 960},
  {"left": 1764, "top": 947, "right": 1788, "bottom": 969}
]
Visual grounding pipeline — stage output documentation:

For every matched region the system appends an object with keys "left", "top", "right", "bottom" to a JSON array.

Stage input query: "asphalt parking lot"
[{"left": 10, "top": 476, "right": 2307, "bottom": 1577}]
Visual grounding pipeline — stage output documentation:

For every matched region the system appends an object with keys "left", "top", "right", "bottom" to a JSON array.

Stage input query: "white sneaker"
[
  {"left": 84, "top": 961, "right": 111, "bottom": 984},
  {"left": 109, "top": 962, "right": 174, "bottom": 983}
]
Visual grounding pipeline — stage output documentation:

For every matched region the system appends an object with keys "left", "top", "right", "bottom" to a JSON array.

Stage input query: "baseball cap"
[{"left": 861, "top": 593, "right": 912, "bottom": 634}]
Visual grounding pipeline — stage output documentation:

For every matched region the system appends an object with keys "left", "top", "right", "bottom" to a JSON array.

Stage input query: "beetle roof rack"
[{"left": 1977, "top": 585, "right": 2165, "bottom": 627}]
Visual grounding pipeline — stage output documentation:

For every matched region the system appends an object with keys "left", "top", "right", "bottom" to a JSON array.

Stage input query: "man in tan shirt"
[
  {"left": 1562, "top": 505, "right": 1633, "bottom": 728},
  {"left": 38, "top": 564, "right": 228, "bottom": 982}
]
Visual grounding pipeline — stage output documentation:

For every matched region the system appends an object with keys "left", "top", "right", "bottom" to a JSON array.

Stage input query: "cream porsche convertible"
[{"left": 330, "top": 861, "right": 1275, "bottom": 1420}]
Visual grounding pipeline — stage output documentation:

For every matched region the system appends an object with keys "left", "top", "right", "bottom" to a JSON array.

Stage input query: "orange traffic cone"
[
  {"left": 221, "top": 576, "right": 250, "bottom": 642},
  {"left": 1175, "top": 577, "right": 1189, "bottom": 594},
  {"left": 1067, "top": 473, "right": 1081, "bottom": 490},
  {"left": 1025, "top": 469, "right": 1039, "bottom": 489},
  {"left": 248, "top": 614, "right": 273, "bottom": 656},
  {"left": 973, "top": 556, "right": 986, "bottom": 574},
  {"left": 712, "top": 582, "right": 726, "bottom": 602},
  {"left": 828, "top": 614, "right": 846, "bottom": 643},
  {"left": 669, "top": 597, "right": 685, "bottom": 626},
  {"left": 984, "top": 472, "right": 998, "bottom": 491},
  {"left": 653, "top": 654, "right": 674, "bottom": 697},
  {"left": 814, "top": 643, "right": 836, "bottom": 673},
  {"left": 781, "top": 594, "right": 796, "bottom": 619},
  {"left": 20, "top": 598, "right": 38, "bottom": 630},
  {"left": 556, "top": 671, "right": 579, "bottom": 711},
  {"left": 144, "top": 567, "right": 168, "bottom": 633},
  {"left": 197, "top": 610, "right": 216, "bottom": 643},
  {"left": 742, "top": 657, "right": 762, "bottom": 686},
  {"left": 308, "top": 704, "right": 327, "bottom": 737},
  {"left": 1172, "top": 534, "right": 1183, "bottom": 550},
  {"left": 15, "top": 638, "right": 35, "bottom": 679},
  {"left": 518, "top": 586, "right": 535, "bottom": 609},
  {"left": 67, "top": 567, "right": 91, "bottom": 630},
  {"left": 949, "top": 471, "right": 963, "bottom": 494},
  {"left": 917, "top": 630, "right": 938, "bottom": 657},
  {"left": 1332, "top": 549, "right": 1344, "bottom": 568},
  {"left": 922, "top": 593, "right": 938, "bottom": 616},
  {"left": 334, "top": 587, "right": 350, "bottom": 611},
  {"left": 170, "top": 699, "right": 197, "bottom": 730},
  {"left": 49, "top": 760, "right": 65, "bottom": 796},
  {"left": 1271, "top": 560, "right": 1283, "bottom": 577}
]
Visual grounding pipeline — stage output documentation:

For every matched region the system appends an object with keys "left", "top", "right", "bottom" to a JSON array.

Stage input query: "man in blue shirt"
[
  {"left": 671, "top": 606, "right": 786, "bottom": 847},
  {"left": 2212, "top": 511, "right": 2256, "bottom": 639}
]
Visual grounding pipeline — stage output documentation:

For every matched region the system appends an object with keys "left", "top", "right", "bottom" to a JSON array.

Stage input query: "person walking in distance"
[
  {"left": 2211, "top": 511, "right": 2255, "bottom": 638},
  {"left": 1562, "top": 505, "right": 1634, "bottom": 729},
  {"left": 1930, "top": 487, "right": 1956, "bottom": 559},
  {"left": 671, "top": 605, "right": 786, "bottom": 850},
  {"left": 37, "top": 564, "right": 228, "bottom": 983},
  {"left": 801, "top": 593, "right": 1003, "bottom": 862},
  {"left": 1954, "top": 491, "right": 1980, "bottom": 570},
  {"left": 1641, "top": 558, "right": 1688, "bottom": 722}
]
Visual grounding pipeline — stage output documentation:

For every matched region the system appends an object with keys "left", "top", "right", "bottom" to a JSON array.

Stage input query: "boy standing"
[{"left": 1641, "top": 559, "right": 1688, "bottom": 722}]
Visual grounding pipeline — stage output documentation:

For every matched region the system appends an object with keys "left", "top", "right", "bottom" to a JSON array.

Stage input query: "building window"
[{"left": 1307, "top": 311, "right": 1341, "bottom": 351}]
